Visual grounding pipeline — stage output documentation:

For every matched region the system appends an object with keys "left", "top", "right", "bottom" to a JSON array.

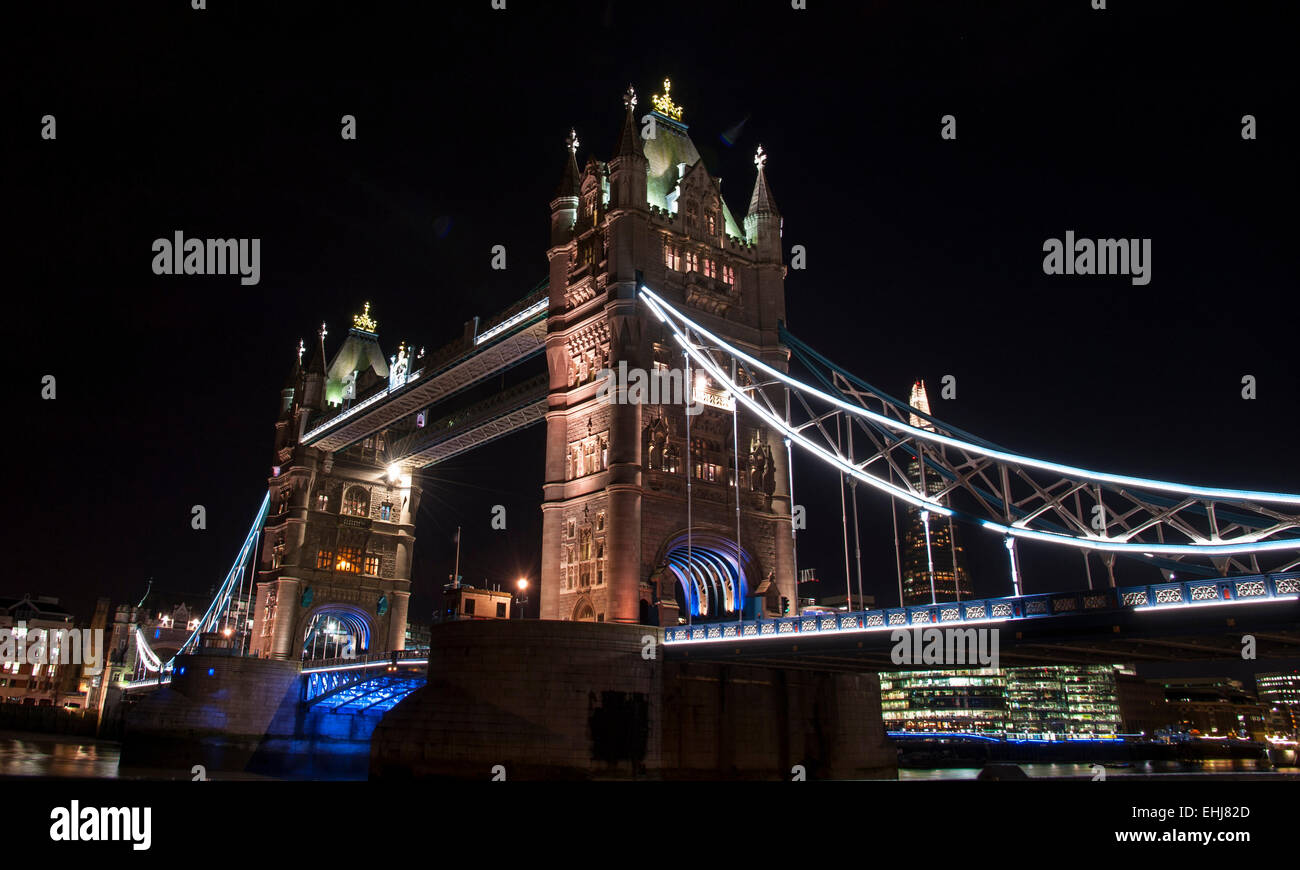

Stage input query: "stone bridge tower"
[
  {"left": 540, "top": 81, "right": 794, "bottom": 626},
  {"left": 251, "top": 308, "right": 417, "bottom": 661}
]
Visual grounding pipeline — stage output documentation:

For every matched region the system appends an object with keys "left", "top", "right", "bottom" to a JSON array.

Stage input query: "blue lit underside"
[{"left": 311, "top": 676, "right": 425, "bottom": 715}]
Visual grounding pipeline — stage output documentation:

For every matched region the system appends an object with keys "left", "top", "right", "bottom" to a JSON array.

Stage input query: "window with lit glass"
[
  {"left": 342, "top": 486, "right": 369, "bottom": 517},
  {"left": 336, "top": 547, "right": 362, "bottom": 573},
  {"left": 315, "top": 492, "right": 330, "bottom": 512},
  {"left": 364, "top": 554, "right": 380, "bottom": 576},
  {"left": 316, "top": 549, "right": 334, "bottom": 570}
]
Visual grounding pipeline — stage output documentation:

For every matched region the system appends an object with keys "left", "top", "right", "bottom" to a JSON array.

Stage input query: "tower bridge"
[{"left": 117, "top": 80, "right": 1300, "bottom": 779}]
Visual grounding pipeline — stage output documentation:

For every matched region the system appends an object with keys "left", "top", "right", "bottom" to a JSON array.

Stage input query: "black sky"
[{"left": 6, "top": 1, "right": 1296, "bottom": 629}]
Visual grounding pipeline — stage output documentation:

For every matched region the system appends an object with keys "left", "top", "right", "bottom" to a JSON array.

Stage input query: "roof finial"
[
  {"left": 320, "top": 321, "right": 328, "bottom": 342},
  {"left": 353, "top": 302, "right": 377, "bottom": 333},
  {"left": 566, "top": 128, "right": 580, "bottom": 153},
  {"left": 297, "top": 338, "right": 305, "bottom": 364},
  {"left": 754, "top": 144, "right": 768, "bottom": 170},
  {"left": 623, "top": 84, "right": 637, "bottom": 112},
  {"left": 652, "top": 78, "right": 683, "bottom": 121}
]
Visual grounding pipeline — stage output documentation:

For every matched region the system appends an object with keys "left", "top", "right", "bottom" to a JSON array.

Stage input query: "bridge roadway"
[{"left": 663, "top": 573, "right": 1300, "bottom": 672}]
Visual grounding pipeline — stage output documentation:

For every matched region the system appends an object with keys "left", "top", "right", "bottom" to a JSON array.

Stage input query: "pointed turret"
[
  {"left": 608, "top": 84, "right": 648, "bottom": 210},
  {"left": 280, "top": 339, "right": 303, "bottom": 417},
  {"left": 744, "top": 144, "right": 782, "bottom": 262},
  {"left": 301, "top": 322, "right": 328, "bottom": 411},
  {"left": 550, "top": 128, "right": 581, "bottom": 247}
]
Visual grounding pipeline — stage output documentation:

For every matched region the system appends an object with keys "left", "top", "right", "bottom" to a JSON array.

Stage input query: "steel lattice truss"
[{"left": 639, "top": 285, "right": 1300, "bottom": 580}]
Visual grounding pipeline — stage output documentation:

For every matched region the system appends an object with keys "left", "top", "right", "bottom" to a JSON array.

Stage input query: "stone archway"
[
  {"left": 572, "top": 598, "right": 596, "bottom": 622},
  {"left": 655, "top": 529, "right": 760, "bottom": 622}
]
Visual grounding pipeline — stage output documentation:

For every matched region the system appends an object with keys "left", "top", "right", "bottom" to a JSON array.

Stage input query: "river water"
[{"left": 1, "top": 731, "right": 1291, "bottom": 780}]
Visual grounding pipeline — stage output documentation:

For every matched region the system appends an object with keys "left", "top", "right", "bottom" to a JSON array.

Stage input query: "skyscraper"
[{"left": 900, "top": 380, "right": 972, "bottom": 605}]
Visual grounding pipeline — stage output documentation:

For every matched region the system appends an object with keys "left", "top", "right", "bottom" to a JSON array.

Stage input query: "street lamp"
[{"left": 515, "top": 578, "right": 529, "bottom": 619}]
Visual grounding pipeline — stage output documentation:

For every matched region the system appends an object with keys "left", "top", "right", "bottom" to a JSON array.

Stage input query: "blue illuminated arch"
[
  {"left": 660, "top": 531, "right": 756, "bottom": 620},
  {"left": 302, "top": 604, "right": 372, "bottom": 660}
]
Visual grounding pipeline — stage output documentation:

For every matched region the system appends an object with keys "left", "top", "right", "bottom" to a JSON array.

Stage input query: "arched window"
[{"left": 342, "top": 486, "right": 370, "bottom": 518}]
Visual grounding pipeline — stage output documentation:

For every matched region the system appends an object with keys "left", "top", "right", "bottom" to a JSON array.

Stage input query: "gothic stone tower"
[
  {"left": 250, "top": 309, "right": 417, "bottom": 660},
  {"left": 540, "top": 81, "right": 795, "bottom": 625}
]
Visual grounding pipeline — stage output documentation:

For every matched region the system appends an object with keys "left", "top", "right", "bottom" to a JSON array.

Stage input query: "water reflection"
[{"left": 0, "top": 731, "right": 120, "bottom": 778}]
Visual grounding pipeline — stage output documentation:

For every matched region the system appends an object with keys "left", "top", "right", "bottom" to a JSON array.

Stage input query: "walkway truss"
[{"left": 638, "top": 285, "right": 1300, "bottom": 583}]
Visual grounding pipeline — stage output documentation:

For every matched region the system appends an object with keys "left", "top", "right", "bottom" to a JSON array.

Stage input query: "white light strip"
[
  {"left": 475, "top": 299, "right": 548, "bottom": 346},
  {"left": 981, "top": 519, "right": 1300, "bottom": 555},
  {"left": 302, "top": 658, "right": 429, "bottom": 674},
  {"left": 644, "top": 293, "right": 952, "bottom": 516},
  {"left": 640, "top": 286, "right": 1300, "bottom": 506}
]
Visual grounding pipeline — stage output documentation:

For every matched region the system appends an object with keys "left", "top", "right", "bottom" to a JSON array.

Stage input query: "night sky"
[{"left": 8, "top": 1, "right": 1296, "bottom": 642}]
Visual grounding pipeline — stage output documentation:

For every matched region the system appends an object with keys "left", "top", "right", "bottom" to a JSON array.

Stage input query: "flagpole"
[{"left": 454, "top": 526, "right": 461, "bottom": 589}]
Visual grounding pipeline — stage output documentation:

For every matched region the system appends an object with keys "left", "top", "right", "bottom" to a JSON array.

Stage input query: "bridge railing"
[
  {"left": 662, "top": 572, "right": 1300, "bottom": 644},
  {"left": 300, "top": 648, "right": 428, "bottom": 674}
]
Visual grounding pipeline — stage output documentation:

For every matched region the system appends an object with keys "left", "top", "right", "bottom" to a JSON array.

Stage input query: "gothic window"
[
  {"left": 600, "top": 438, "right": 608, "bottom": 470},
  {"left": 722, "top": 264, "right": 736, "bottom": 286},
  {"left": 664, "top": 240, "right": 681, "bottom": 271},
  {"left": 380, "top": 502, "right": 393, "bottom": 521},
  {"left": 596, "top": 540, "right": 606, "bottom": 585},
  {"left": 342, "top": 486, "right": 369, "bottom": 517},
  {"left": 596, "top": 511, "right": 605, "bottom": 531},
  {"left": 579, "top": 527, "right": 593, "bottom": 587},
  {"left": 336, "top": 547, "right": 362, "bottom": 574},
  {"left": 568, "top": 519, "right": 576, "bottom": 538},
  {"left": 685, "top": 250, "right": 698, "bottom": 273},
  {"left": 706, "top": 212, "right": 717, "bottom": 235},
  {"left": 364, "top": 554, "right": 380, "bottom": 576},
  {"left": 315, "top": 492, "right": 330, "bottom": 512},
  {"left": 316, "top": 549, "right": 334, "bottom": 570},
  {"left": 703, "top": 258, "right": 716, "bottom": 279}
]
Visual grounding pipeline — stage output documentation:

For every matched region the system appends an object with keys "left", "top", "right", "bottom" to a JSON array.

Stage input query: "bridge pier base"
[{"left": 370, "top": 620, "right": 896, "bottom": 780}]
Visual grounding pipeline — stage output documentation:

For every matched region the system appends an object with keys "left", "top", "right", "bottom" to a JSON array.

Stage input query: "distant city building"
[
  {"left": 1256, "top": 670, "right": 1300, "bottom": 737},
  {"left": 880, "top": 670, "right": 1008, "bottom": 734},
  {"left": 0, "top": 594, "right": 83, "bottom": 707},
  {"left": 899, "top": 381, "right": 972, "bottom": 605},
  {"left": 1004, "top": 665, "right": 1122, "bottom": 738},
  {"left": 882, "top": 665, "right": 1126, "bottom": 739},
  {"left": 1162, "top": 677, "right": 1269, "bottom": 740},
  {"left": 404, "top": 621, "right": 431, "bottom": 651},
  {"left": 1114, "top": 667, "right": 1170, "bottom": 736}
]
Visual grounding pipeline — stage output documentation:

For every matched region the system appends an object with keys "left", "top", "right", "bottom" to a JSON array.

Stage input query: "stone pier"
[{"left": 370, "top": 620, "right": 896, "bottom": 780}]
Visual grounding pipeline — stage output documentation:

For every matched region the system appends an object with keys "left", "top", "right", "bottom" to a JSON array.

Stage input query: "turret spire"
[
  {"left": 613, "top": 84, "right": 643, "bottom": 158},
  {"left": 555, "top": 127, "right": 582, "bottom": 198},
  {"left": 748, "top": 144, "right": 779, "bottom": 216}
]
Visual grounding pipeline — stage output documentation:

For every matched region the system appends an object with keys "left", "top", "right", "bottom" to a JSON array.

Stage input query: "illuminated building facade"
[
  {"left": 539, "top": 81, "right": 795, "bottom": 625},
  {"left": 1255, "top": 670, "right": 1300, "bottom": 736},
  {"left": 1004, "top": 665, "right": 1122, "bottom": 738},
  {"left": 0, "top": 595, "right": 83, "bottom": 707},
  {"left": 879, "top": 669, "right": 1008, "bottom": 734},
  {"left": 882, "top": 665, "right": 1126, "bottom": 738},
  {"left": 251, "top": 306, "right": 419, "bottom": 661},
  {"left": 900, "top": 380, "right": 972, "bottom": 605}
]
